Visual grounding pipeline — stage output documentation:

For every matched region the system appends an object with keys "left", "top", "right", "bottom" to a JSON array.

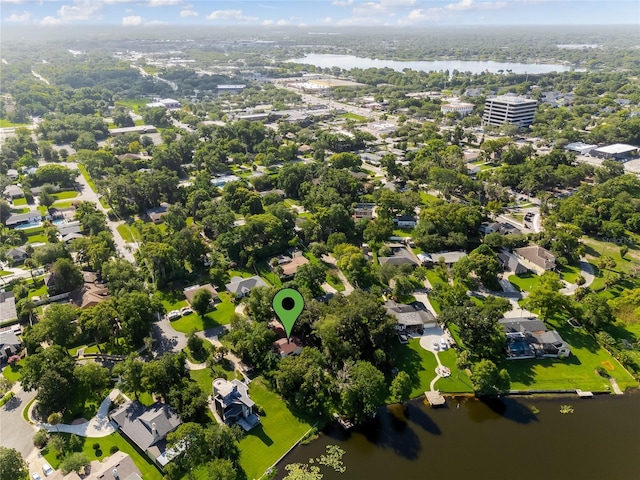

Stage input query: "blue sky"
[{"left": 1, "top": 0, "right": 638, "bottom": 27}]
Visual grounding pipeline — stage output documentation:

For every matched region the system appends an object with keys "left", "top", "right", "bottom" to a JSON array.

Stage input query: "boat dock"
[
  {"left": 576, "top": 389, "right": 594, "bottom": 398},
  {"left": 425, "top": 390, "right": 446, "bottom": 407}
]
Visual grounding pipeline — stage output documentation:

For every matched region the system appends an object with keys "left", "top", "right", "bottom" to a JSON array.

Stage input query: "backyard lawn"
[
  {"left": 500, "top": 313, "right": 638, "bottom": 392},
  {"left": 238, "top": 378, "right": 314, "bottom": 480},
  {"left": 2, "top": 360, "right": 24, "bottom": 382},
  {"left": 390, "top": 339, "right": 473, "bottom": 399},
  {"left": 170, "top": 292, "right": 236, "bottom": 333},
  {"left": 52, "top": 191, "right": 78, "bottom": 200},
  {"left": 559, "top": 263, "right": 582, "bottom": 284},
  {"left": 582, "top": 235, "right": 640, "bottom": 291},
  {"left": 12, "top": 197, "right": 27, "bottom": 206},
  {"left": 41, "top": 432, "right": 162, "bottom": 480},
  {"left": 420, "top": 192, "right": 439, "bottom": 205}
]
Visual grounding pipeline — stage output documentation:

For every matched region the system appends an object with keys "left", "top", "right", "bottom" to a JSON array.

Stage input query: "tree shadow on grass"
[
  {"left": 247, "top": 424, "right": 273, "bottom": 446},
  {"left": 389, "top": 343, "right": 424, "bottom": 389}
]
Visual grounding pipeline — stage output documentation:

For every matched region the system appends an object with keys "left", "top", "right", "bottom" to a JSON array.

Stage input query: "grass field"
[
  {"left": 0, "top": 270, "right": 12, "bottom": 277},
  {"left": 2, "top": 360, "right": 24, "bottom": 382},
  {"left": 390, "top": 339, "right": 473, "bottom": 398},
  {"left": 238, "top": 378, "right": 314, "bottom": 480},
  {"left": 420, "top": 192, "right": 439, "bottom": 205},
  {"left": 559, "top": 264, "right": 582, "bottom": 284},
  {"left": 508, "top": 272, "right": 542, "bottom": 293},
  {"left": 338, "top": 112, "right": 367, "bottom": 122},
  {"left": 10, "top": 207, "right": 30, "bottom": 214},
  {"left": 41, "top": 432, "right": 163, "bottom": 480},
  {"left": 12, "top": 197, "right": 27, "bottom": 206},
  {"left": 582, "top": 236, "right": 640, "bottom": 291},
  {"left": 52, "top": 191, "right": 78, "bottom": 200},
  {"left": 170, "top": 292, "right": 236, "bottom": 333},
  {"left": 114, "top": 98, "right": 148, "bottom": 113},
  {"left": 116, "top": 223, "right": 141, "bottom": 243},
  {"left": 499, "top": 312, "right": 638, "bottom": 392},
  {"left": 0, "top": 118, "right": 29, "bottom": 127}
]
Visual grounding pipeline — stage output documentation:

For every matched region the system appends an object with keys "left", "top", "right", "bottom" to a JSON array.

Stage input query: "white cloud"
[
  {"left": 402, "top": 0, "right": 507, "bottom": 23},
  {"left": 122, "top": 15, "right": 143, "bottom": 26},
  {"left": 277, "top": 18, "right": 289, "bottom": 25},
  {"left": 352, "top": 0, "right": 416, "bottom": 17},
  {"left": 332, "top": 0, "right": 353, "bottom": 6},
  {"left": 0, "top": 0, "right": 27, "bottom": 4},
  {"left": 6, "top": 11, "right": 30, "bottom": 22},
  {"left": 322, "top": 16, "right": 333, "bottom": 23},
  {"left": 40, "top": 15, "right": 62, "bottom": 25},
  {"left": 446, "top": 0, "right": 507, "bottom": 11},
  {"left": 57, "top": 0, "right": 102, "bottom": 21},
  {"left": 180, "top": 8, "right": 198, "bottom": 17},
  {"left": 148, "top": 0, "right": 182, "bottom": 6},
  {"left": 147, "top": 19, "right": 169, "bottom": 25},
  {"left": 262, "top": 19, "right": 274, "bottom": 25},
  {"left": 206, "top": 9, "right": 257, "bottom": 22}
]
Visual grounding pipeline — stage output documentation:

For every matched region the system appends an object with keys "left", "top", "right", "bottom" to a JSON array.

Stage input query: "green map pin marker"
[{"left": 272, "top": 288, "right": 304, "bottom": 339}]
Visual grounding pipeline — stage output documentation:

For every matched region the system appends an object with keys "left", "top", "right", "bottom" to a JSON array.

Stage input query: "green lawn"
[
  {"left": 52, "top": 191, "right": 78, "bottom": 200},
  {"left": 2, "top": 361, "right": 24, "bottom": 382},
  {"left": 0, "top": 270, "right": 12, "bottom": 277},
  {"left": 390, "top": 339, "right": 473, "bottom": 399},
  {"left": 114, "top": 98, "right": 148, "bottom": 113},
  {"left": 392, "top": 228, "right": 414, "bottom": 238},
  {"left": 12, "top": 197, "right": 27, "bottom": 206},
  {"left": 559, "top": 264, "right": 582, "bottom": 284},
  {"left": 42, "top": 432, "right": 162, "bottom": 480},
  {"left": 238, "top": 378, "right": 314, "bottom": 480},
  {"left": 10, "top": 207, "right": 30, "bottom": 214},
  {"left": 338, "top": 112, "right": 367, "bottom": 122},
  {"left": 170, "top": 292, "right": 236, "bottom": 333},
  {"left": 116, "top": 224, "right": 141, "bottom": 243},
  {"left": 0, "top": 118, "right": 29, "bottom": 127},
  {"left": 325, "top": 270, "right": 345, "bottom": 292},
  {"left": 28, "top": 283, "right": 48, "bottom": 299},
  {"left": 508, "top": 272, "right": 542, "bottom": 293},
  {"left": 27, "top": 234, "right": 48, "bottom": 244},
  {"left": 500, "top": 313, "right": 638, "bottom": 392},
  {"left": 52, "top": 200, "right": 75, "bottom": 209},
  {"left": 582, "top": 236, "right": 640, "bottom": 292},
  {"left": 420, "top": 192, "right": 439, "bottom": 205}
]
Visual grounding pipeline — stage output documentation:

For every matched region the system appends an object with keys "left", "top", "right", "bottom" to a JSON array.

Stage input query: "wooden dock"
[
  {"left": 576, "top": 389, "right": 594, "bottom": 398},
  {"left": 425, "top": 390, "right": 446, "bottom": 407}
]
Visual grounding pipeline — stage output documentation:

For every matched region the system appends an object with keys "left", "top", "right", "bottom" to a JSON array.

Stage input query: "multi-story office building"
[{"left": 482, "top": 94, "right": 538, "bottom": 128}]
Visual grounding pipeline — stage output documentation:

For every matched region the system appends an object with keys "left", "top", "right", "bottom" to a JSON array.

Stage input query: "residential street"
[{"left": 0, "top": 383, "right": 37, "bottom": 458}]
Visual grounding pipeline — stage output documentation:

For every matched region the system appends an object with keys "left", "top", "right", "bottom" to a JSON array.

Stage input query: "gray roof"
[
  {"left": 514, "top": 245, "right": 556, "bottom": 270},
  {"left": 0, "top": 292, "right": 18, "bottom": 323},
  {"left": 497, "top": 253, "right": 527, "bottom": 274},
  {"left": 386, "top": 301, "right": 436, "bottom": 327},
  {"left": 6, "top": 212, "right": 42, "bottom": 226},
  {"left": 6, "top": 246, "right": 28, "bottom": 259},
  {"left": 500, "top": 318, "right": 547, "bottom": 334},
  {"left": 0, "top": 330, "right": 21, "bottom": 348},
  {"left": 426, "top": 251, "right": 467, "bottom": 264},
  {"left": 110, "top": 401, "right": 181, "bottom": 452},
  {"left": 379, "top": 246, "right": 419, "bottom": 267},
  {"left": 225, "top": 275, "right": 268, "bottom": 295}
]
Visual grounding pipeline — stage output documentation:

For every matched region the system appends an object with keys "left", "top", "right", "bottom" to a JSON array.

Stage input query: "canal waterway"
[
  {"left": 286, "top": 54, "right": 575, "bottom": 75},
  {"left": 277, "top": 392, "right": 640, "bottom": 480}
]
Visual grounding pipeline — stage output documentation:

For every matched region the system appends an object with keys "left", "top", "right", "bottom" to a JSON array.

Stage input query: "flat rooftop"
[
  {"left": 593, "top": 143, "right": 638, "bottom": 155},
  {"left": 488, "top": 95, "right": 537, "bottom": 105}
]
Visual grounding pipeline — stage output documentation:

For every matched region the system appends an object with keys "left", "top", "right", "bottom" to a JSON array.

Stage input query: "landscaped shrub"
[
  {"left": 68, "top": 434, "right": 83, "bottom": 452},
  {"left": 109, "top": 445, "right": 119, "bottom": 455},
  {"left": 33, "top": 429, "right": 49, "bottom": 448},
  {"left": 596, "top": 366, "right": 610, "bottom": 378},
  {"left": 256, "top": 404, "right": 266, "bottom": 416},
  {"left": 92, "top": 442, "right": 100, "bottom": 450}
]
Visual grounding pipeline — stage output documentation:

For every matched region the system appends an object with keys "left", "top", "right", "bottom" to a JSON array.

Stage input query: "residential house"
[
  {"left": 514, "top": 245, "right": 556, "bottom": 274},
  {"left": 183, "top": 284, "right": 218, "bottom": 305},
  {"left": 89, "top": 451, "right": 142, "bottom": 480},
  {"left": 212, "top": 378, "right": 260, "bottom": 431},
  {"left": 393, "top": 215, "right": 416, "bottom": 229},
  {"left": 353, "top": 203, "right": 376, "bottom": 219},
  {"left": 146, "top": 202, "right": 170, "bottom": 224},
  {"left": 385, "top": 300, "right": 437, "bottom": 334},
  {"left": 274, "top": 337, "right": 303, "bottom": 357},
  {"left": 225, "top": 275, "right": 268, "bottom": 298},
  {"left": 5, "top": 211, "right": 42, "bottom": 229},
  {"left": 480, "top": 221, "right": 522, "bottom": 236},
  {"left": 497, "top": 252, "right": 528, "bottom": 275},
  {"left": 7, "top": 169, "right": 19, "bottom": 181},
  {"left": 56, "top": 220, "right": 82, "bottom": 238},
  {"left": 3, "top": 185, "right": 24, "bottom": 201},
  {"left": 378, "top": 244, "right": 420, "bottom": 268},
  {"left": 270, "top": 252, "right": 309, "bottom": 279},
  {"left": 0, "top": 291, "right": 18, "bottom": 325},
  {"left": 0, "top": 330, "right": 21, "bottom": 363},
  {"left": 420, "top": 251, "right": 468, "bottom": 267},
  {"left": 500, "top": 317, "right": 571, "bottom": 359},
  {"left": 109, "top": 401, "right": 182, "bottom": 469},
  {"left": 5, "top": 246, "right": 29, "bottom": 265},
  {"left": 69, "top": 272, "right": 110, "bottom": 310}
]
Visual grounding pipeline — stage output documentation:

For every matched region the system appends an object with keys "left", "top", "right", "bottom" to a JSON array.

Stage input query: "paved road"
[
  {"left": 0, "top": 384, "right": 37, "bottom": 458},
  {"left": 560, "top": 260, "right": 595, "bottom": 295}
]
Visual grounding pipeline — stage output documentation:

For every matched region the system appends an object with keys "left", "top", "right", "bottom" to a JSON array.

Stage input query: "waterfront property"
[
  {"left": 386, "top": 300, "right": 437, "bottom": 334},
  {"left": 212, "top": 377, "right": 260, "bottom": 431},
  {"left": 109, "top": 401, "right": 182, "bottom": 468},
  {"left": 501, "top": 317, "right": 571, "bottom": 359}
]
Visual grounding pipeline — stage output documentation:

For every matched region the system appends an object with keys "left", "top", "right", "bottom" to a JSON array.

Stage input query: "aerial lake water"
[
  {"left": 286, "top": 54, "right": 574, "bottom": 75},
  {"left": 276, "top": 392, "right": 640, "bottom": 480}
]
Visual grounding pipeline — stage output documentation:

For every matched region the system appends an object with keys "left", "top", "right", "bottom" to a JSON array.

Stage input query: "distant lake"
[
  {"left": 286, "top": 53, "right": 574, "bottom": 74},
  {"left": 277, "top": 392, "right": 640, "bottom": 480}
]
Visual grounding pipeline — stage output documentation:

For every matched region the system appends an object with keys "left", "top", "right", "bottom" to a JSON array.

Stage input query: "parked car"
[
  {"left": 397, "top": 334, "right": 408, "bottom": 344},
  {"left": 167, "top": 310, "right": 182, "bottom": 321},
  {"left": 42, "top": 464, "right": 54, "bottom": 477},
  {"left": 32, "top": 473, "right": 42, "bottom": 480},
  {"left": 440, "top": 338, "right": 448, "bottom": 350},
  {"left": 180, "top": 306, "right": 194, "bottom": 316},
  {"left": 432, "top": 340, "right": 439, "bottom": 351}
]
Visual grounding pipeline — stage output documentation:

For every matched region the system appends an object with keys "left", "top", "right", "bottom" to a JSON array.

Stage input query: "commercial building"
[
  {"left": 440, "top": 102, "right": 475, "bottom": 117},
  {"left": 565, "top": 142, "right": 597, "bottom": 155},
  {"left": 591, "top": 143, "right": 639, "bottom": 161},
  {"left": 482, "top": 94, "right": 538, "bottom": 128},
  {"left": 145, "top": 98, "right": 181, "bottom": 109}
]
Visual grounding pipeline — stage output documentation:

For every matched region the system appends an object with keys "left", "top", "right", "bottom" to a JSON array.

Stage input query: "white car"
[
  {"left": 167, "top": 310, "right": 182, "bottom": 321},
  {"left": 32, "top": 473, "right": 42, "bottom": 480},
  {"left": 42, "top": 464, "right": 54, "bottom": 476},
  {"left": 180, "top": 306, "right": 194, "bottom": 316},
  {"left": 440, "top": 338, "right": 448, "bottom": 350},
  {"left": 432, "top": 340, "right": 439, "bottom": 351}
]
